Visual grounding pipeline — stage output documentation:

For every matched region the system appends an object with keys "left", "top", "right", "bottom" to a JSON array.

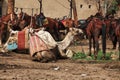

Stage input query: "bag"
[
  {"left": 43, "top": 18, "right": 48, "bottom": 25},
  {"left": 7, "top": 42, "right": 18, "bottom": 51}
]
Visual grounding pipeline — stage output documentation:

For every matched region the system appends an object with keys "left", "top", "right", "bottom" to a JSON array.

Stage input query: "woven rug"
[{"left": 17, "top": 30, "right": 29, "bottom": 50}]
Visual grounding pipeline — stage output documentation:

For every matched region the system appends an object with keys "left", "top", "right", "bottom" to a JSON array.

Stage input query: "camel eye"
[{"left": 11, "top": 33, "right": 16, "bottom": 36}]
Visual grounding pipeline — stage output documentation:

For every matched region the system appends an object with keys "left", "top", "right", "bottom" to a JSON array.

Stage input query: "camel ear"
[
  {"left": 69, "top": 28, "right": 74, "bottom": 31},
  {"left": 72, "top": 28, "right": 83, "bottom": 34},
  {"left": 75, "top": 28, "right": 83, "bottom": 34},
  {"left": 9, "top": 29, "right": 13, "bottom": 33},
  {"left": 80, "top": 29, "right": 83, "bottom": 33},
  {"left": 69, "top": 28, "right": 72, "bottom": 31}
]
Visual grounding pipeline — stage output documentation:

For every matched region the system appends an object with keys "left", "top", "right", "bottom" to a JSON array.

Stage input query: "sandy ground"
[{"left": 0, "top": 39, "right": 120, "bottom": 80}]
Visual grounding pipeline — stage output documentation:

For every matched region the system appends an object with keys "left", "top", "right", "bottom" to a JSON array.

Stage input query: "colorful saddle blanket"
[
  {"left": 29, "top": 35, "right": 48, "bottom": 57},
  {"left": 17, "top": 30, "right": 29, "bottom": 50}
]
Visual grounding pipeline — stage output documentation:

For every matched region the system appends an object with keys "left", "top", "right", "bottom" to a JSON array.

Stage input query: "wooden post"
[
  {"left": 68, "top": 0, "right": 72, "bottom": 18},
  {"left": 7, "top": 0, "right": 15, "bottom": 14},
  {"left": 38, "top": 0, "right": 42, "bottom": 14},
  {"left": 0, "top": 0, "right": 3, "bottom": 17},
  {"left": 72, "top": 0, "right": 78, "bottom": 27},
  {"left": 98, "top": 0, "right": 101, "bottom": 12}
]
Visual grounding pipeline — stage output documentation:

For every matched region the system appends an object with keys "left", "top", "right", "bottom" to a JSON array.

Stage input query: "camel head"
[{"left": 69, "top": 27, "right": 83, "bottom": 35}]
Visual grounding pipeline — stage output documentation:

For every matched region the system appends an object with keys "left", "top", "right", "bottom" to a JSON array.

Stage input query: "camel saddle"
[{"left": 36, "top": 15, "right": 48, "bottom": 26}]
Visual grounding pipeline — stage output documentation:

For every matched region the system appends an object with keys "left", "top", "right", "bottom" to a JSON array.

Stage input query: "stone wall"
[
  {"left": 1, "top": 0, "right": 120, "bottom": 19},
  {"left": 14, "top": 0, "right": 98, "bottom": 19}
]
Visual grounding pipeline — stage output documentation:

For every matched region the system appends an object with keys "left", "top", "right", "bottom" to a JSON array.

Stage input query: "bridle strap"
[
  {"left": 10, "top": 13, "right": 13, "bottom": 21},
  {"left": 22, "top": 13, "right": 25, "bottom": 20}
]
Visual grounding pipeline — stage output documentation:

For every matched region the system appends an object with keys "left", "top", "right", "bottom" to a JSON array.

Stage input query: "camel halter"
[
  {"left": 22, "top": 13, "right": 25, "bottom": 20},
  {"left": 30, "top": 9, "right": 34, "bottom": 27}
]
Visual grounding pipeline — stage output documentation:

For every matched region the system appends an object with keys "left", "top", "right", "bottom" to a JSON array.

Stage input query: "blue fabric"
[{"left": 7, "top": 42, "right": 18, "bottom": 51}]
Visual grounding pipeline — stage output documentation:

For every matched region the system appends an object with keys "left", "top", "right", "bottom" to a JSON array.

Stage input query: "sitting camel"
[{"left": 1, "top": 27, "right": 83, "bottom": 62}]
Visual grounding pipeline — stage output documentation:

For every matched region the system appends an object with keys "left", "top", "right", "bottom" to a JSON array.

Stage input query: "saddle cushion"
[
  {"left": 36, "top": 14, "right": 48, "bottom": 26},
  {"left": 29, "top": 35, "right": 48, "bottom": 57},
  {"left": 43, "top": 18, "right": 49, "bottom": 25},
  {"left": 7, "top": 42, "right": 18, "bottom": 51}
]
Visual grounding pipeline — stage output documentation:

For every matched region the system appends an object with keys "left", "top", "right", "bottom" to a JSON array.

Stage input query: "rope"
[
  {"left": 54, "top": 0, "right": 69, "bottom": 10},
  {"left": 14, "top": 7, "right": 39, "bottom": 10},
  {"left": 30, "top": 9, "right": 34, "bottom": 27},
  {"left": 22, "top": 12, "right": 25, "bottom": 20},
  {"left": 54, "top": 0, "right": 71, "bottom": 18}
]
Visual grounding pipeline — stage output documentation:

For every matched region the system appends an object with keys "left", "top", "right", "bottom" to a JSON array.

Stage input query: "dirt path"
[
  {"left": 0, "top": 39, "right": 120, "bottom": 80},
  {"left": 0, "top": 52, "right": 120, "bottom": 80}
]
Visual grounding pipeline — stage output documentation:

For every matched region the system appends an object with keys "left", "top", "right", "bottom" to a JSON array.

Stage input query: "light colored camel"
[{"left": 1, "top": 27, "right": 83, "bottom": 62}]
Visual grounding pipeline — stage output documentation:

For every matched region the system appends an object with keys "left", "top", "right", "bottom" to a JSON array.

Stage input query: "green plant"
[
  {"left": 72, "top": 50, "right": 114, "bottom": 61},
  {"left": 72, "top": 52, "right": 86, "bottom": 60},
  {"left": 107, "top": 0, "right": 119, "bottom": 15}
]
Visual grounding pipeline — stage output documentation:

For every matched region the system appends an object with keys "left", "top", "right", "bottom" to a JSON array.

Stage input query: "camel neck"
[{"left": 57, "top": 32, "right": 74, "bottom": 50}]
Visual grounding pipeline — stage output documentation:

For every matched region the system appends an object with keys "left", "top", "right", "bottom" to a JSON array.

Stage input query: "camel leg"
[
  {"left": 0, "top": 39, "right": 2, "bottom": 47},
  {"left": 94, "top": 33, "right": 99, "bottom": 60},
  {"left": 118, "top": 37, "right": 120, "bottom": 60},
  {"left": 0, "top": 31, "right": 2, "bottom": 47},
  {"left": 58, "top": 48, "right": 67, "bottom": 58},
  {"left": 41, "top": 50, "right": 56, "bottom": 62},
  {"left": 95, "top": 38, "right": 99, "bottom": 60},
  {"left": 88, "top": 36, "right": 92, "bottom": 56},
  {"left": 93, "top": 37, "right": 95, "bottom": 57},
  {"left": 111, "top": 36, "right": 117, "bottom": 49},
  {"left": 0, "top": 25, "right": 3, "bottom": 47}
]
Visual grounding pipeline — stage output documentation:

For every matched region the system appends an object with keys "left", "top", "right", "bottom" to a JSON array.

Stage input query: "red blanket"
[
  {"left": 17, "top": 30, "right": 29, "bottom": 50},
  {"left": 29, "top": 35, "right": 48, "bottom": 57}
]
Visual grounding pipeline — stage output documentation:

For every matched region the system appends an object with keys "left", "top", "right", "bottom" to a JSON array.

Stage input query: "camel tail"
[{"left": 102, "top": 24, "right": 106, "bottom": 58}]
